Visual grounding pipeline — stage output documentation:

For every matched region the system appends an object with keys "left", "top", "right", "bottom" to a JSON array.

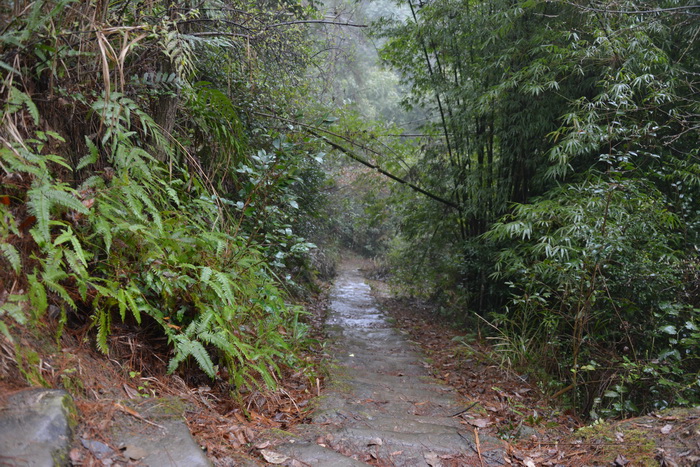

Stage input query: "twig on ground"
[
  {"left": 114, "top": 402, "right": 166, "bottom": 430},
  {"left": 473, "top": 427, "right": 485, "bottom": 467},
  {"left": 451, "top": 401, "right": 478, "bottom": 417}
]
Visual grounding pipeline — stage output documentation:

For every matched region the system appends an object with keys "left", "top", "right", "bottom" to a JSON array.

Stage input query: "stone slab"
[{"left": 0, "top": 388, "right": 76, "bottom": 467}]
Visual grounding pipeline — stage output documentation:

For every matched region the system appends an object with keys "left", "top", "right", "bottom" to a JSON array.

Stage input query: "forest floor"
[
  {"left": 0, "top": 259, "right": 698, "bottom": 466},
  {"left": 366, "top": 274, "right": 700, "bottom": 467}
]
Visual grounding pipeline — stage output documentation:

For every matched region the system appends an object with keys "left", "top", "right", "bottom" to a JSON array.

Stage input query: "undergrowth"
[{"left": 0, "top": 0, "right": 321, "bottom": 393}]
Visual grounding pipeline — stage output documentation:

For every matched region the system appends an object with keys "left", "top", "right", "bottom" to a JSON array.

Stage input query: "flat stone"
[
  {"left": 274, "top": 440, "right": 370, "bottom": 466},
  {"left": 109, "top": 397, "right": 212, "bottom": 467},
  {"left": 0, "top": 388, "right": 77, "bottom": 466}
]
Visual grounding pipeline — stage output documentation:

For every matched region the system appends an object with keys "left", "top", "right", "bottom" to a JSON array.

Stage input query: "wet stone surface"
[
  {"left": 0, "top": 389, "right": 76, "bottom": 467},
  {"left": 273, "top": 266, "right": 505, "bottom": 466}
]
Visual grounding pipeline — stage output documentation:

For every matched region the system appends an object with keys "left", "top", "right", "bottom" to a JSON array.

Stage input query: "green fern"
[
  {"left": 77, "top": 138, "right": 99, "bottom": 171},
  {"left": 95, "top": 308, "right": 112, "bottom": 354},
  {"left": 6, "top": 86, "right": 39, "bottom": 125},
  {"left": 27, "top": 182, "right": 89, "bottom": 246},
  {"left": 169, "top": 334, "right": 216, "bottom": 378},
  {"left": 0, "top": 243, "right": 21, "bottom": 275},
  {"left": 0, "top": 295, "right": 28, "bottom": 342},
  {"left": 27, "top": 273, "right": 48, "bottom": 319}
]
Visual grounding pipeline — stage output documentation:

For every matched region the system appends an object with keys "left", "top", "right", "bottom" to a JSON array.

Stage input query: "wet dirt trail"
[{"left": 273, "top": 264, "right": 505, "bottom": 466}]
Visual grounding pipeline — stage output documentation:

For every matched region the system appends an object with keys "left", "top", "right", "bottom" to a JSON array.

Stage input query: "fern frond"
[
  {"left": 7, "top": 86, "right": 39, "bottom": 125},
  {"left": 215, "top": 271, "right": 236, "bottom": 306},
  {"left": 200, "top": 266, "right": 213, "bottom": 283},
  {"left": 27, "top": 273, "right": 47, "bottom": 318},
  {"left": 123, "top": 286, "right": 142, "bottom": 324},
  {"left": 28, "top": 182, "right": 89, "bottom": 245},
  {"left": 0, "top": 321, "right": 12, "bottom": 342},
  {"left": 169, "top": 335, "right": 216, "bottom": 378},
  {"left": 0, "top": 243, "right": 21, "bottom": 274},
  {"left": 94, "top": 309, "right": 111, "bottom": 354},
  {"left": 78, "top": 175, "right": 105, "bottom": 191},
  {"left": 93, "top": 217, "right": 113, "bottom": 253},
  {"left": 77, "top": 138, "right": 99, "bottom": 170},
  {"left": 0, "top": 295, "right": 28, "bottom": 326},
  {"left": 130, "top": 183, "right": 163, "bottom": 233},
  {"left": 63, "top": 249, "right": 88, "bottom": 279}
]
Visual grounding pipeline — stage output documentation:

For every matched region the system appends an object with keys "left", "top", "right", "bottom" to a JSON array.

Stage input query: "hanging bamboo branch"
[{"left": 306, "top": 129, "right": 460, "bottom": 210}]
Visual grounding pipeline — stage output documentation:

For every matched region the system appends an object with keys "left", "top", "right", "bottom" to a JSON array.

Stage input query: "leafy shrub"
[{"left": 486, "top": 178, "right": 699, "bottom": 416}]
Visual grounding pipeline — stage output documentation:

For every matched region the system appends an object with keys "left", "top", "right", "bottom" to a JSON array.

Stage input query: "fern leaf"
[
  {"left": 28, "top": 183, "right": 89, "bottom": 245},
  {"left": 63, "top": 249, "right": 88, "bottom": 279},
  {"left": 131, "top": 183, "right": 163, "bottom": 233},
  {"left": 8, "top": 86, "right": 39, "bottom": 124},
  {"left": 168, "top": 335, "right": 216, "bottom": 378},
  {"left": 95, "top": 309, "right": 111, "bottom": 354},
  {"left": 0, "top": 296, "right": 28, "bottom": 326},
  {"left": 215, "top": 271, "right": 236, "bottom": 306},
  {"left": 0, "top": 243, "right": 21, "bottom": 274},
  {"left": 116, "top": 288, "right": 127, "bottom": 321},
  {"left": 0, "top": 60, "right": 20, "bottom": 77},
  {"left": 124, "top": 286, "right": 142, "bottom": 324},
  {"left": 78, "top": 175, "right": 105, "bottom": 191},
  {"left": 42, "top": 276, "right": 76, "bottom": 310},
  {"left": 77, "top": 138, "right": 99, "bottom": 170},
  {"left": 0, "top": 321, "right": 12, "bottom": 343},
  {"left": 27, "top": 273, "right": 47, "bottom": 318},
  {"left": 27, "top": 185, "right": 51, "bottom": 245},
  {"left": 93, "top": 217, "right": 113, "bottom": 253},
  {"left": 200, "top": 266, "right": 213, "bottom": 283},
  {"left": 188, "top": 340, "right": 216, "bottom": 378},
  {"left": 68, "top": 232, "right": 89, "bottom": 267}
]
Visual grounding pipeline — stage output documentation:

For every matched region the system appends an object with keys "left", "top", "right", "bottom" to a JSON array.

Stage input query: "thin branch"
[
  {"left": 383, "top": 133, "right": 447, "bottom": 137},
  {"left": 564, "top": 2, "right": 700, "bottom": 15},
  {"left": 306, "top": 129, "right": 460, "bottom": 210},
  {"left": 266, "top": 20, "right": 367, "bottom": 29}
]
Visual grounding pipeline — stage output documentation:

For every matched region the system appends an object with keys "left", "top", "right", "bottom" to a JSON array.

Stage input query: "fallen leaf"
[
  {"left": 81, "top": 438, "right": 114, "bottom": 460},
  {"left": 367, "top": 437, "right": 383, "bottom": 446},
  {"left": 614, "top": 454, "right": 630, "bottom": 466},
  {"left": 254, "top": 440, "right": 271, "bottom": 450},
  {"left": 661, "top": 424, "right": 673, "bottom": 434},
  {"left": 424, "top": 451, "right": 442, "bottom": 467},
  {"left": 260, "top": 449, "right": 289, "bottom": 464},
  {"left": 523, "top": 457, "right": 536, "bottom": 467},
  {"left": 468, "top": 418, "right": 491, "bottom": 428},
  {"left": 69, "top": 448, "right": 83, "bottom": 463},
  {"left": 123, "top": 384, "right": 140, "bottom": 399},
  {"left": 121, "top": 445, "right": 148, "bottom": 460}
]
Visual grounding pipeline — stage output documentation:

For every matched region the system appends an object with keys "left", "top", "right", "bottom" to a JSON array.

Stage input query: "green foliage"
[
  {"left": 375, "top": 0, "right": 700, "bottom": 417},
  {"left": 1, "top": 0, "right": 325, "bottom": 391},
  {"left": 485, "top": 178, "right": 699, "bottom": 414}
]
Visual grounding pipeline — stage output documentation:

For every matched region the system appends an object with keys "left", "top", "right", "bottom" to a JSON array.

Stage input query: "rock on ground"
[{"left": 0, "top": 388, "right": 76, "bottom": 466}]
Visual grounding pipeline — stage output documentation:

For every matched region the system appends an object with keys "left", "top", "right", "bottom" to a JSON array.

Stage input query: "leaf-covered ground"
[
  {"left": 368, "top": 278, "right": 700, "bottom": 467},
  {"left": 1, "top": 268, "right": 698, "bottom": 466}
]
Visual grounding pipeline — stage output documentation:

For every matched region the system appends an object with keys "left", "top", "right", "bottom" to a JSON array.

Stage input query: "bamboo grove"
[{"left": 376, "top": 0, "right": 699, "bottom": 416}]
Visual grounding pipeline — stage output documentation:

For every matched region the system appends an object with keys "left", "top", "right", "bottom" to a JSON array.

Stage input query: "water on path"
[{"left": 274, "top": 265, "right": 504, "bottom": 466}]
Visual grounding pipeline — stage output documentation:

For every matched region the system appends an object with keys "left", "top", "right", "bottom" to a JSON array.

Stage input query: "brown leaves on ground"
[
  {"left": 369, "top": 292, "right": 700, "bottom": 467},
  {"left": 0, "top": 285, "right": 332, "bottom": 466}
]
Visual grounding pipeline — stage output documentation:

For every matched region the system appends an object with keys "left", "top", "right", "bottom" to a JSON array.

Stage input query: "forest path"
[{"left": 270, "top": 262, "right": 505, "bottom": 466}]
